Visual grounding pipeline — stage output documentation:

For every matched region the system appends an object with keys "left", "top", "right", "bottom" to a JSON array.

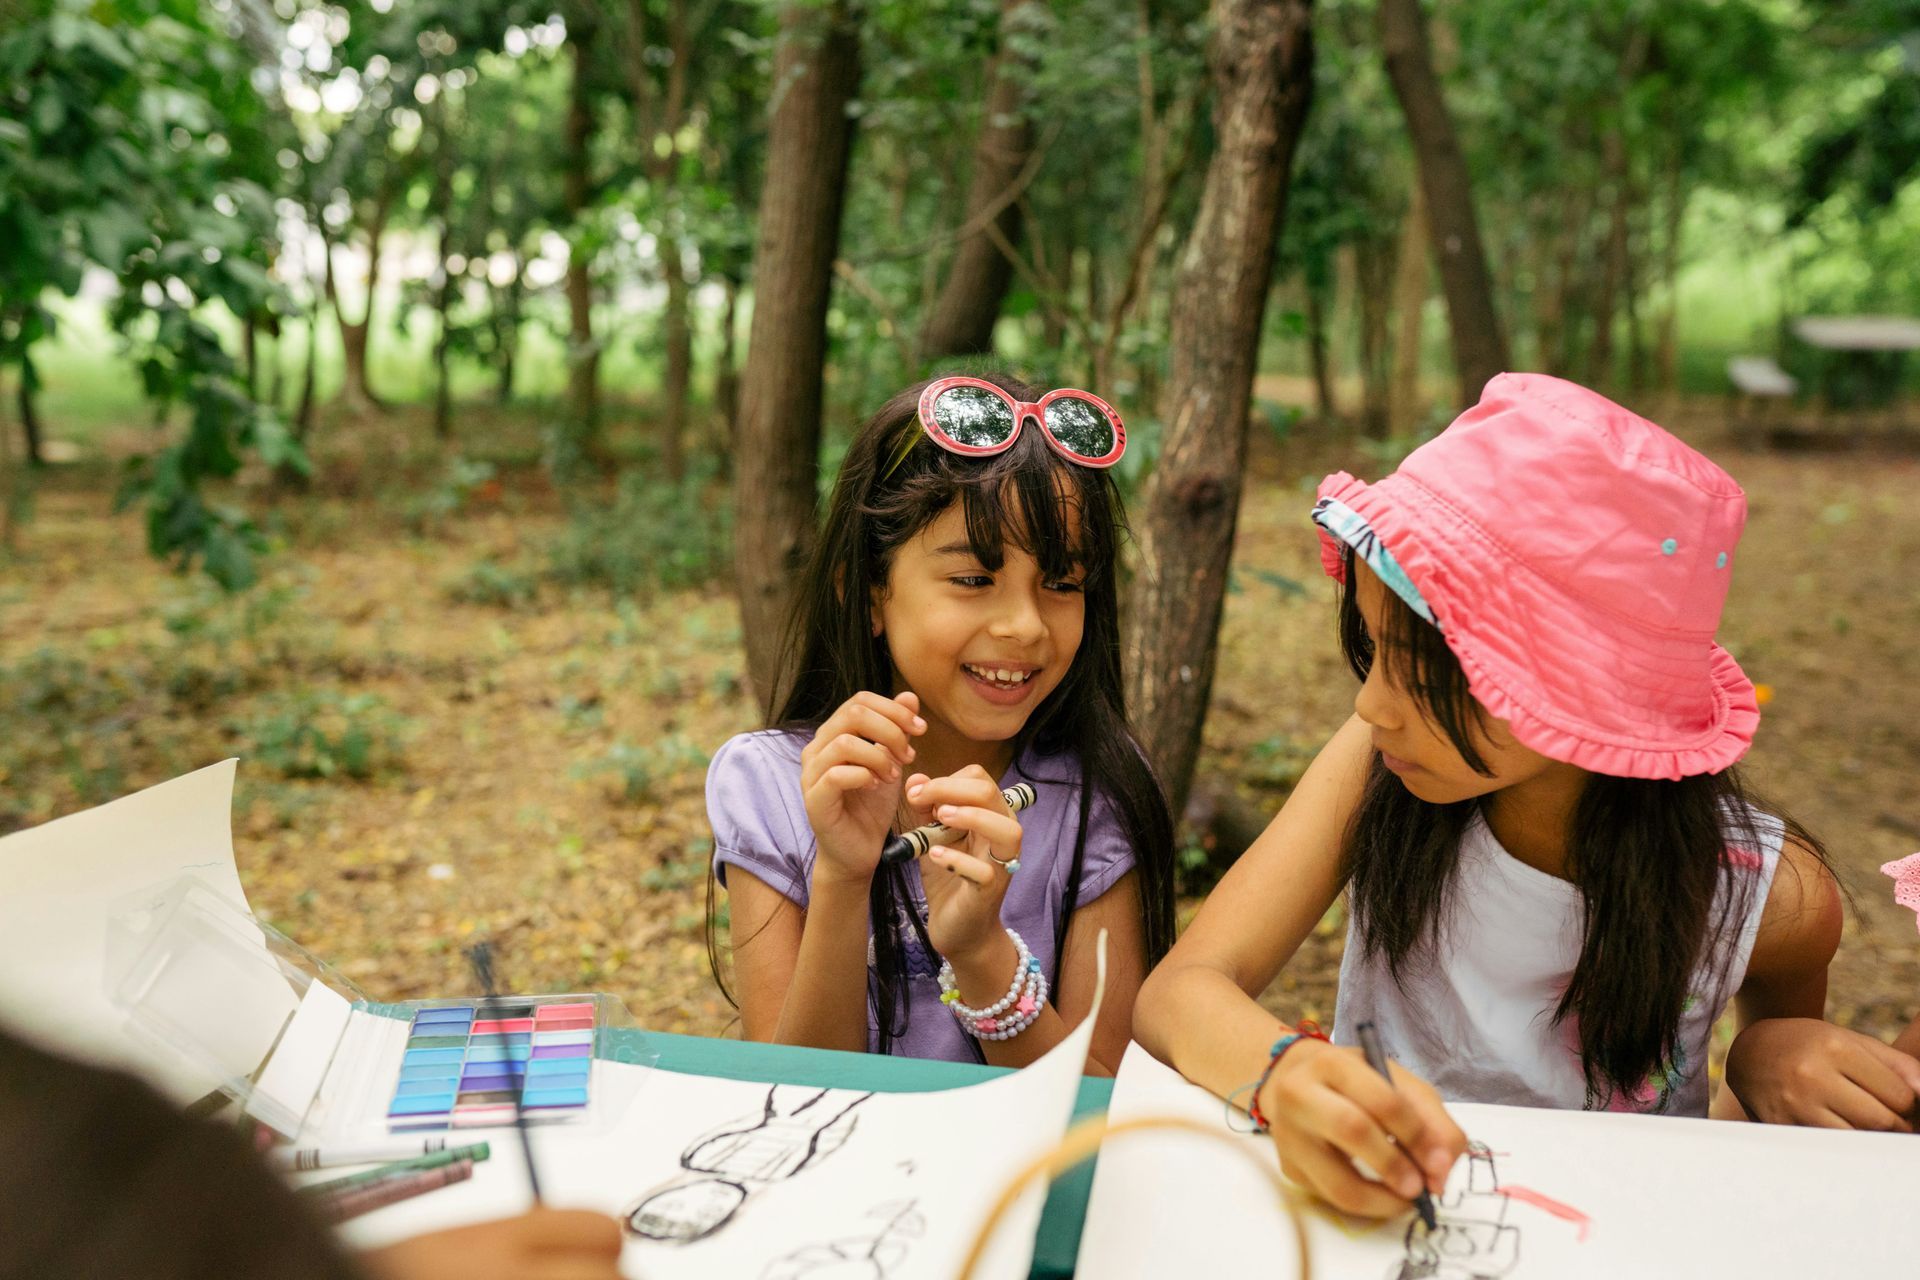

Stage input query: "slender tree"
[
  {"left": 1389, "top": 175, "right": 1428, "bottom": 428},
  {"left": 1125, "top": 0, "right": 1316, "bottom": 816},
  {"left": 732, "top": 0, "right": 863, "bottom": 701},
  {"left": 563, "top": 4, "right": 603, "bottom": 443},
  {"left": 919, "top": 0, "right": 1041, "bottom": 361},
  {"left": 1377, "top": 0, "right": 1506, "bottom": 405}
]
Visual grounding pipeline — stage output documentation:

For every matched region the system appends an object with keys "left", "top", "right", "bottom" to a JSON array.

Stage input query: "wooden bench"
[{"left": 1727, "top": 356, "right": 1798, "bottom": 446}]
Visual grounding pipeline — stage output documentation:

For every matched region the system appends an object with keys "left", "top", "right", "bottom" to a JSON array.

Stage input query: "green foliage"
[
  {"left": 548, "top": 460, "right": 732, "bottom": 597},
  {"left": 0, "top": 0, "right": 301, "bottom": 590},
  {"left": 233, "top": 688, "right": 411, "bottom": 780},
  {"left": 642, "top": 835, "right": 714, "bottom": 892},
  {"left": 446, "top": 556, "right": 540, "bottom": 607},
  {"left": 402, "top": 456, "right": 498, "bottom": 534},
  {"left": 576, "top": 734, "right": 709, "bottom": 803}
]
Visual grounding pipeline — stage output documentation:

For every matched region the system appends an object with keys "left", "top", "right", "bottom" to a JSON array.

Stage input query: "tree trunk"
[
  {"left": 430, "top": 97, "right": 457, "bottom": 441},
  {"left": 1623, "top": 202, "right": 1647, "bottom": 394},
  {"left": 564, "top": 12, "right": 601, "bottom": 445},
  {"left": 433, "top": 264, "right": 454, "bottom": 439},
  {"left": 18, "top": 370, "right": 45, "bottom": 469},
  {"left": 494, "top": 264, "right": 523, "bottom": 406},
  {"left": 1378, "top": 0, "right": 1506, "bottom": 408},
  {"left": 715, "top": 271, "right": 741, "bottom": 441},
  {"left": 1390, "top": 177, "right": 1428, "bottom": 431},
  {"left": 243, "top": 314, "right": 260, "bottom": 401},
  {"left": 1589, "top": 129, "right": 1629, "bottom": 390},
  {"left": 1125, "top": 0, "right": 1315, "bottom": 817},
  {"left": 733, "top": 0, "right": 862, "bottom": 704},
  {"left": 1355, "top": 230, "right": 1395, "bottom": 438},
  {"left": 294, "top": 307, "right": 319, "bottom": 442},
  {"left": 322, "top": 186, "right": 394, "bottom": 413},
  {"left": 919, "top": 0, "right": 1040, "bottom": 361},
  {"left": 1656, "top": 143, "right": 1686, "bottom": 397},
  {"left": 264, "top": 312, "right": 285, "bottom": 413},
  {"left": 660, "top": 231, "right": 691, "bottom": 478},
  {"left": 1303, "top": 277, "right": 1336, "bottom": 426}
]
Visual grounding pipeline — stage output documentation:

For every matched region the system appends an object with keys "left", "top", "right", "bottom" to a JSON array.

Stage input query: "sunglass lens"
[
  {"left": 1043, "top": 397, "right": 1114, "bottom": 460},
  {"left": 931, "top": 386, "right": 1017, "bottom": 448}
]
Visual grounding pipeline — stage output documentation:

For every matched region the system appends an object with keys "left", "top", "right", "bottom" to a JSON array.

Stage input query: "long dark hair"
[
  {"left": 1335, "top": 544, "right": 1827, "bottom": 1100},
  {"left": 707, "top": 372, "right": 1176, "bottom": 1053}
]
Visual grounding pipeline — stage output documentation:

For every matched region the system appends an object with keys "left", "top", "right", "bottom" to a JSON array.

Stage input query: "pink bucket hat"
[{"left": 1312, "top": 372, "right": 1758, "bottom": 780}]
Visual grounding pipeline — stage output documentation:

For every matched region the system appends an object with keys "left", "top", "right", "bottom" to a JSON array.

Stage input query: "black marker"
[
  {"left": 466, "top": 942, "right": 543, "bottom": 1204},
  {"left": 879, "top": 783, "right": 1036, "bottom": 864},
  {"left": 1355, "top": 1020, "right": 1437, "bottom": 1231}
]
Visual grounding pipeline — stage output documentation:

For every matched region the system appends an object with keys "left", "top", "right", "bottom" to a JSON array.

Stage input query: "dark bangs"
[{"left": 1335, "top": 542, "right": 1490, "bottom": 776}]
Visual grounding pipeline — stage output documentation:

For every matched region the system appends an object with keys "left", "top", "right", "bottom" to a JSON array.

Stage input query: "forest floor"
[{"left": 4, "top": 392, "right": 1917, "bottom": 1063}]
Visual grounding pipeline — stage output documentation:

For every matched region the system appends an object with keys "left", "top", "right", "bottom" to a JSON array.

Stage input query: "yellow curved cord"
[{"left": 954, "top": 1113, "right": 1313, "bottom": 1280}]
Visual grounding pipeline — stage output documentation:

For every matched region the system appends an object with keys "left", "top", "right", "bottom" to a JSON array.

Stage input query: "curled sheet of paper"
[
  {"left": 0, "top": 760, "right": 258, "bottom": 1102},
  {"left": 1078, "top": 1042, "right": 1916, "bottom": 1278},
  {"left": 338, "top": 933, "right": 1111, "bottom": 1280}
]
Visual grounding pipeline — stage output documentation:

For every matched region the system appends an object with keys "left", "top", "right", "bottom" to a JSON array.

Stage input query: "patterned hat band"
[{"left": 1310, "top": 496, "right": 1438, "bottom": 630}]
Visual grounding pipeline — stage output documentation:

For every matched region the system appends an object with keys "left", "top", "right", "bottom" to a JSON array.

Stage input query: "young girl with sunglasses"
[
  {"left": 706, "top": 373, "right": 1174, "bottom": 1072},
  {"left": 1135, "top": 374, "right": 1843, "bottom": 1216}
]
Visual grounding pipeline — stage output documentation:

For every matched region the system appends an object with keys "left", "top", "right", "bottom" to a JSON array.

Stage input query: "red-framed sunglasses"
[{"left": 914, "top": 376, "right": 1128, "bottom": 469}]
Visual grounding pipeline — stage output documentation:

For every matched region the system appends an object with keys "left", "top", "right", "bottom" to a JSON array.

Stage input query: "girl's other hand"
[
  {"left": 907, "top": 764, "right": 1019, "bottom": 962},
  {"left": 799, "top": 690, "right": 926, "bottom": 887},
  {"left": 1258, "top": 1038, "right": 1467, "bottom": 1219},
  {"left": 1725, "top": 1017, "right": 1920, "bottom": 1132}
]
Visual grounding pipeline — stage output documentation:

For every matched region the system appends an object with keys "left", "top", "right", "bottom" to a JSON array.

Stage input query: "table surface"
[
  {"left": 1790, "top": 314, "right": 1920, "bottom": 351},
  {"left": 602, "top": 1027, "right": 1110, "bottom": 1280}
]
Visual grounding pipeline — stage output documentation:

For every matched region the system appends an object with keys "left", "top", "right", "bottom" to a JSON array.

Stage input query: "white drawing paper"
[
  {"left": 1078, "top": 1042, "right": 1914, "bottom": 1279},
  {"left": 337, "top": 943, "right": 1109, "bottom": 1280},
  {"left": 0, "top": 759, "right": 256, "bottom": 1100}
]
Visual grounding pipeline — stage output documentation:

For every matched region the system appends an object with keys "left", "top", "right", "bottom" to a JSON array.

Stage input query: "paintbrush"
[{"left": 465, "top": 941, "right": 544, "bottom": 1204}]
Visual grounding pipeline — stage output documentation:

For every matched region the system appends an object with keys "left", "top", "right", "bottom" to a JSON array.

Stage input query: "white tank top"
[{"left": 1331, "top": 808, "right": 1782, "bottom": 1116}]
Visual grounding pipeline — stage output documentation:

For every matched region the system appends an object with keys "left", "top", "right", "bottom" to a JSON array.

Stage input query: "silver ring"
[{"left": 987, "top": 851, "right": 1020, "bottom": 874}]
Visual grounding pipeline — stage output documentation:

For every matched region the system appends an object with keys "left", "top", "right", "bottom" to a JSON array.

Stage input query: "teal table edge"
[{"left": 603, "top": 1027, "right": 1109, "bottom": 1279}]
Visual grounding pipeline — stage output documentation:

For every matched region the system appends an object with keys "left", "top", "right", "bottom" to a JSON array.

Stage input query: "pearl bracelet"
[
  {"left": 937, "top": 930, "right": 1049, "bottom": 1040},
  {"left": 937, "top": 929, "right": 1033, "bottom": 1020}
]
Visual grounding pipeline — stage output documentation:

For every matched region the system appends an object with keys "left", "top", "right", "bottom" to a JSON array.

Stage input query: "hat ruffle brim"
[{"left": 1313, "top": 471, "right": 1759, "bottom": 780}]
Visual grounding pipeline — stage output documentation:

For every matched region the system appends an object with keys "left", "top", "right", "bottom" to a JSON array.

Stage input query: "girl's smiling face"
[{"left": 871, "top": 496, "right": 1086, "bottom": 762}]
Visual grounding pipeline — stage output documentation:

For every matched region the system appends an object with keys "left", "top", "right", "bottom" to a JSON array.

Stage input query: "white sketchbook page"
[
  {"left": 0, "top": 759, "right": 254, "bottom": 1100},
  {"left": 1080, "top": 1042, "right": 1915, "bottom": 1279},
  {"left": 340, "top": 941, "right": 1109, "bottom": 1280}
]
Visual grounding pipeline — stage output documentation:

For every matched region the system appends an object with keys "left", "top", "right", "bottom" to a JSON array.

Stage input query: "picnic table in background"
[
  {"left": 1789, "top": 315, "right": 1920, "bottom": 443},
  {"left": 1728, "top": 315, "right": 1920, "bottom": 447}
]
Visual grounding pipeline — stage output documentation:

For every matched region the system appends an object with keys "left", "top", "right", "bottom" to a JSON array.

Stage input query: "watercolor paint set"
[
  {"left": 388, "top": 998, "right": 598, "bottom": 1130},
  {"left": 105, "top": 877, "right": 633, "bottom": 1143}
]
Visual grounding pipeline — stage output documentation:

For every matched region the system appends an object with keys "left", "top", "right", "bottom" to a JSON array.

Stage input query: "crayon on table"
[
  {"left": 271, "top": 1137, "right": 451, "bottom": 1172},
  {"left": 316, "top": 1159, "right": 475, "bottom": 1224},
  {"left": 296, "top": 1143, "right": 491, "bottom": 1198}
]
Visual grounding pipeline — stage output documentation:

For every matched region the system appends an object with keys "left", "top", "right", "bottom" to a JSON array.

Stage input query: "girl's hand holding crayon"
[
  {"left": 799, "top": 691, "right": 927, "bottom": 885},
  {"left": 905, "top": 763, "right": 1021, "bottom": 962},
  {"left": 1257, "top": 1037, "right": 1467, "bottom": 1218}
]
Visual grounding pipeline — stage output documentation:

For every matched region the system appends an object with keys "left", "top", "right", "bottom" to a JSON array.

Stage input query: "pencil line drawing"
[
  {"left": 759, "top": 1199, "right": 925, "bottom": 1280},
  {"left": 623, "top": 1085, "right": 876, "bottom": 1246},
  {"left": 1390, "top": 1142, "right": 1521, "bottom": 1280},
  {"left": 1388, "top": 1140, "right": 1592, "bottom": 1279}
]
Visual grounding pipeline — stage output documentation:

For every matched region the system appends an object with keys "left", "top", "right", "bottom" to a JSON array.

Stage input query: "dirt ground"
[{"left": 4, "top": 398, "right": 1916, "bottom": 1053}]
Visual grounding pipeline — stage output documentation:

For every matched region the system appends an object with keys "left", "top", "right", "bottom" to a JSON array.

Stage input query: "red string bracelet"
[{"left": 1246, "top": 1020, "right": 1329, "bottom": 1133}]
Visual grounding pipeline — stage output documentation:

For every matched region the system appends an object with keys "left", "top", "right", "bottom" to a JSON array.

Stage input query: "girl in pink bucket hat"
[{"left": 1136, "top": 373, "right": 1848, "bottom": 1220}]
